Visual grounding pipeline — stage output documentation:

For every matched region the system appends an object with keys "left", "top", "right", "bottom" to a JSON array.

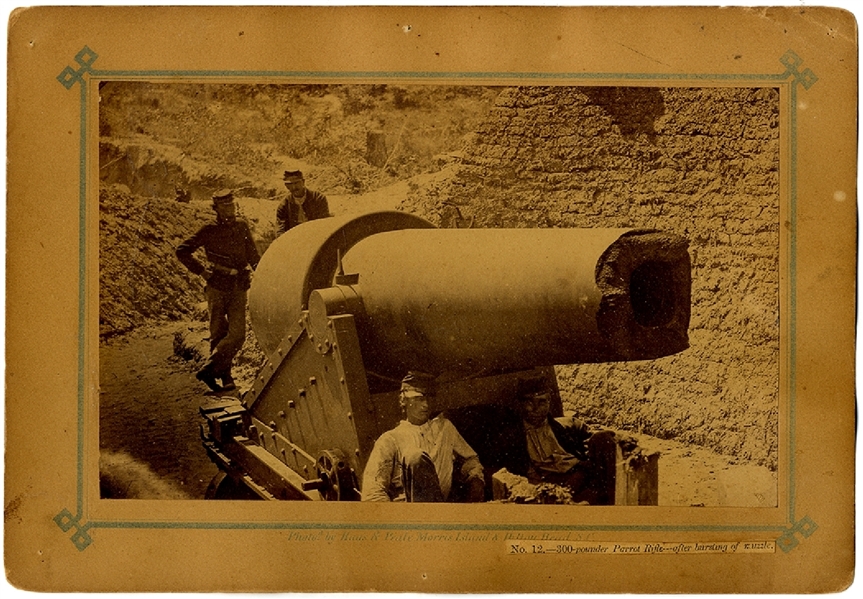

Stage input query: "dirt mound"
[
  {"left": 99, "top": 186, "right": 212, "bottom": 338},
  {"left": 100, "top": 137, "right": 280, "bottom": 202}
]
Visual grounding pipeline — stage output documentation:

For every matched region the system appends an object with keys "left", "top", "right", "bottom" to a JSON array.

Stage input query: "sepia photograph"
[
  {"left": 97, "top": 82, "right": 778, "bottom": 507},
  {"left": 5, "top": 6, "right": 855, "bottom": 593}
]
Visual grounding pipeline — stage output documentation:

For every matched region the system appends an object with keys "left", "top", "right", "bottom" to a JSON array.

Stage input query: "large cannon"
[{"left": 200, "top": 211, "right": 691, "bottom": 502}]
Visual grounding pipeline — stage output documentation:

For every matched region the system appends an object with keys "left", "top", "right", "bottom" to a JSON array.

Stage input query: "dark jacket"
[
  {"left": 176, "top": 219, "right": 260, "bottom": 291},
  {"left": 276, "top": 190, "right": 330, "bottom": 234},
  {"left": 447, "top": 405, "right": 591, "bottom": 480},
  {"left": 496, "top": 413, "right": 591, "bottom": 478}
]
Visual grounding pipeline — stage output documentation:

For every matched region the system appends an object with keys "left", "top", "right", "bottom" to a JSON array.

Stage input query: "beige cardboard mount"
[{"left": 5, "top": 6, "right": 856, "bottom": 593}]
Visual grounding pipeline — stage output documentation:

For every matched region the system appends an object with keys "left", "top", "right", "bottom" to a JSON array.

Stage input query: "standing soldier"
[
  {"left": 277, "top": 169, "right": 330, "bottom": 234},
  {"left": 177, "top": 189, "right": 260, "bottom": 393}
]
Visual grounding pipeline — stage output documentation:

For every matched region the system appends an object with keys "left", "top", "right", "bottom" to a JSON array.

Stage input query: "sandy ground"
[
  {"left": 99, "top": 323, "right": 219, "bottom": 499},
  {"left": 327, "top": 166, "right": 456, "bottom": 216},
  {"left": 99, "top": 322, "right": 777, "bottom": 505}
]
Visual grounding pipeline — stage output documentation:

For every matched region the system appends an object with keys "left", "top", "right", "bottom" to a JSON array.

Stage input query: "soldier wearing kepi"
[
  {"left": 176, "top": 189, "right": 260, "bottom": 393},
  {"left": 276, "top": 169, "right": 330, "bottom": 234},
  {"left": 362, "top": 372, "right": 485, "bottom": 503}
]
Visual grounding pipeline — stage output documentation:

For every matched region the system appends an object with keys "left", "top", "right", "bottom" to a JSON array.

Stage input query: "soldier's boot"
[
  {"left": 220, "top": 373, "right": 236, "bottom": 392},
  {"left": 196, "top": 366, "right": 223, "bottom": 393}
]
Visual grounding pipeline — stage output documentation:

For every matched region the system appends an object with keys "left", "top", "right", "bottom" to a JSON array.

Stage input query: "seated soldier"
[
  {"left": 508, "top": 376, "right": 616, "bottom": 504},
  {"left": 361, "top": 372, "right": 485, "bottom": 503}
]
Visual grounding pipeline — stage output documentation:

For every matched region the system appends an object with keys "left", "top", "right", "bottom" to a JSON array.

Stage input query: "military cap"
[
  {"left": 283, "top": 169, "right": 304, "bottom": 180},
  {"left": 517, "top": 376, "right": 550, "bottom": 400},
  {"left": 400, "top": 371, "right": 437, "bottom": 397},
  {"left": 212, "top": 188, "right": 235, "bottom": 204}
]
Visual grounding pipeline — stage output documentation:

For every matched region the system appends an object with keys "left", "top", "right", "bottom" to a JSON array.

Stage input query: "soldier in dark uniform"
[
  {"left": 276, "top": 170, "right": 330, "bottom": 234},
  {"left": 504, "top": 376, "right": 617, "bottom": 504},
  {"left": 176, "top": 189, "right": 260, "bottom": 392}
]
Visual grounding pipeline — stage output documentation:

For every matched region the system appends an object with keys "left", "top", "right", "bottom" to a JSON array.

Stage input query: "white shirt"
[
  {"left": 292, "top": 191, "right": 307, "bottom": 224},
  {"left": 362, "top": 416, "right": 483, "bottom": 501}
]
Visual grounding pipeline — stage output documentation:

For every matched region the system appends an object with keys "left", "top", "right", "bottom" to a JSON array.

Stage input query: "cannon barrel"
[{"left": 250, "top": 212, "right": 690, "bottom": 379}]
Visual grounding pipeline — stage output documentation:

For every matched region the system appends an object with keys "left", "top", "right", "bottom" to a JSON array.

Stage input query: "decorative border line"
[
  {"left": 55, "top": 48, "right": 817, "bottom": 551},
  {"left": 776, "top": 516, "right": 819, "bottom": 554},
  {"left": 56, "top": 46, "right": 99, "bottom": 89}
]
